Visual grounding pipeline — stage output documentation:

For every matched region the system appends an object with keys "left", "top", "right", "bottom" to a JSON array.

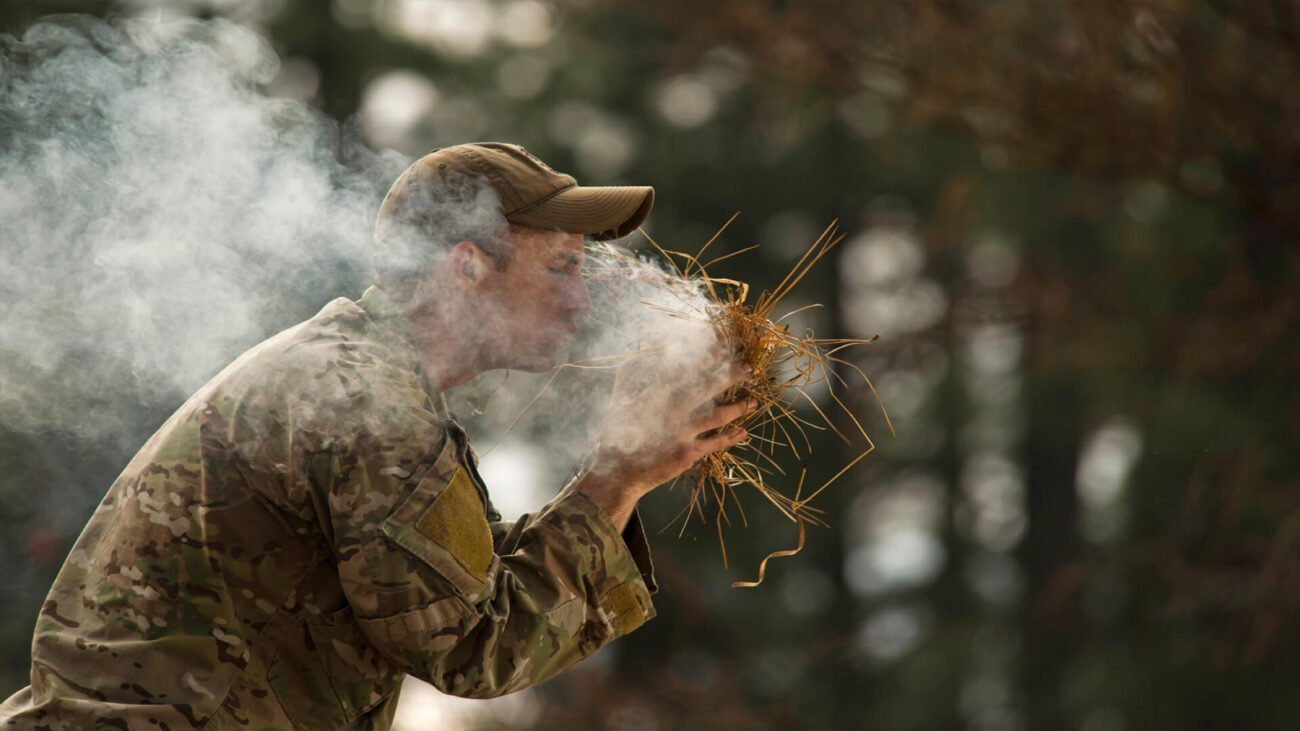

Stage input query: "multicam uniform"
[{"left": 1, "top": 286, "right": 657, "bottom": 730}]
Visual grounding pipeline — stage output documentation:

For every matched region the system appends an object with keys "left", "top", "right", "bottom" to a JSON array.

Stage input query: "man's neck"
[{"left": 400, "top": 298, "right": 485, "bottom": 394}]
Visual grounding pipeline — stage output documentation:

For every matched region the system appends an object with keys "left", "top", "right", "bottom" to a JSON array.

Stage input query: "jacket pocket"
[
  {"left": 266, "top": 606, "right": 400, "bottom": 729},
  {"left": 308, "top": 606, "right": 402, "bottom": 721}
]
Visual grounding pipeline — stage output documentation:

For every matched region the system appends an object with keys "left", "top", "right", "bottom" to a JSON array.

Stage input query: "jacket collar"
[{"left": 356, "top": 285, "right": 441, "bottom": 408}]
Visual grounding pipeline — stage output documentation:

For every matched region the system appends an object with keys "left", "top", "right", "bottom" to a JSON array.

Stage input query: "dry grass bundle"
[{"left": 588, "top": 215, "right": 893, "bottom": 588}]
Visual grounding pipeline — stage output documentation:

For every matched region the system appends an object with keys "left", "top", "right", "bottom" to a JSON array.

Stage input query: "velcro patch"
[
  {"left": 413, "top": 468, "right": 493, "bottom": 582},
  {"left": 605, "top": 583, "right": 645, "bottom": 635}
]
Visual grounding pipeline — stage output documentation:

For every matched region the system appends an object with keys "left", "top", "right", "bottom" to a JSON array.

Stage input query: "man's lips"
[{"left": 549, "top": 323, "right": 577, "bottom": 348}]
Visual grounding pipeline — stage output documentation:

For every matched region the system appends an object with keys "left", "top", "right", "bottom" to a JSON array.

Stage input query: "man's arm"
[
  {"left": 329, "top": 361, "right": 750, "bottom": 698},
  {"left": 331, "top": 433, "right": 654, "bottom": 698},
  {"left": 491, "top": 504, "right": 657, "bottom": 595}
]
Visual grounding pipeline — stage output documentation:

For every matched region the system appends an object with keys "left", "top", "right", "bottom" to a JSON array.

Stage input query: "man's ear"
[{"left": 448, "top": 241, "right": 486, "bottom": 286}]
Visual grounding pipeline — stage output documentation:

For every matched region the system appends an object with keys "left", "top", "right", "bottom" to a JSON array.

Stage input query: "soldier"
[{"left": 1, "top": 143, "right": 752, "bottom": 729}]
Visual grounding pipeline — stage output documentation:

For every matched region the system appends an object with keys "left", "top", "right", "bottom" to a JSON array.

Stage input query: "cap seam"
[{"left": 508, "top": 181, "right": 584, "bottom": 217}]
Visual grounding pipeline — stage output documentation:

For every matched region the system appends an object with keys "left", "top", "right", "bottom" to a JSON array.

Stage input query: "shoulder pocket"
[{"left": 381, "top": 438, "right": 498, "bottom": 604}]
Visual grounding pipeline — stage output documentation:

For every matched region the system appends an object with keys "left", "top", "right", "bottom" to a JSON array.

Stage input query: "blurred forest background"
[{"left": 2, "top": 1, "right": 1298, "bottom": 729}]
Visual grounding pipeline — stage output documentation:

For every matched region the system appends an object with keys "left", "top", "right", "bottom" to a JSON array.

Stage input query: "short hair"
[{"left": 372, "top": 168, "right": 512, "bottom": 301}]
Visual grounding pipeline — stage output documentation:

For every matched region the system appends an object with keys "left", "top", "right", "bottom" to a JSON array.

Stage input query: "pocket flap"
[{"left": 382, "top": 461, "right": 498, "bottom": 604}]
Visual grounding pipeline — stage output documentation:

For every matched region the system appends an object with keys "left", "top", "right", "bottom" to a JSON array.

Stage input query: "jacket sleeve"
[
  {"left": 491, "top": 509, "right": 658, "bottom": 596},
  {"left": 329, "top": 430, "right": 657, "bottom": 698}
]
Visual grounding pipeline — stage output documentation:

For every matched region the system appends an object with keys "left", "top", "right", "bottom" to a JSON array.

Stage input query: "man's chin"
[
  {"left": 508, "top": 359, "right": 555, "bottom": 374},
  {"left": 506, "top": 349, "right": 564, "bottom": 373},
  {"left": 496, "top": 336, "right": 572, "bottom": 372}
]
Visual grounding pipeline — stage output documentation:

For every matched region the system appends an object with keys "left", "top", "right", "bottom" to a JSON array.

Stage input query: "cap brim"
[{"left": 507, "top": 185, "right": 654, "bottom": 241}]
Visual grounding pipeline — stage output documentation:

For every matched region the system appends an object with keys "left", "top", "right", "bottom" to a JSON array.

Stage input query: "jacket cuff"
[
  {"left": 621, "top": 508, "right": 658, "bottom": 595},
  {"left": 537, "top": 488, "right": 657, "bottom": 638}
]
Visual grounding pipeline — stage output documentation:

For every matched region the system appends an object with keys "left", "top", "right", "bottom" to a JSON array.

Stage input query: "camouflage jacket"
[{"left": 1, "top": 286, "right": 657, "bottom": 730}]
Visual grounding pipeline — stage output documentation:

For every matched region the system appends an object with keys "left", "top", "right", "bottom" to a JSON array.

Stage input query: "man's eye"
[{"left": 548, "top": 266, "right": 568, "bottom": 275}]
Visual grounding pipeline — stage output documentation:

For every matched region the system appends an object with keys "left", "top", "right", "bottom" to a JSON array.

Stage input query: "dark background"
[{"left": 2, "top": 1, "right": 1298, "bottom": 729}]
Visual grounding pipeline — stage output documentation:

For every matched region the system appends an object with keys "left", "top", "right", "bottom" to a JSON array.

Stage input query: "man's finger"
[
  {"left": 710, "top": 361, "right": 751, "bottom": 397},
  {"left": 675, "top": 360, "right": 751, "bottom": 417},
  {"left": 694, "top": 426, "right": 748, "bottom": 456},
  {"left": 690, "top": 397, "right": 755, "bottom": 435}
]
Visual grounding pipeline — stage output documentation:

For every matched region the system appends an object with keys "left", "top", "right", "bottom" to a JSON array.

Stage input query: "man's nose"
[{"left": 569, "top": 278, "right": 593, "bottom": 320}]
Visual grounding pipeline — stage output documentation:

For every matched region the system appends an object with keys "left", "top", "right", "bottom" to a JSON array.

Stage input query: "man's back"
[{"left": 2, "top": 288, "right": 445, "bottom": 728}]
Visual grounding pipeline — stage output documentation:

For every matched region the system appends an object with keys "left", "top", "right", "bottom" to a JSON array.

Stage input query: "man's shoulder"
[
  {"left": 197, "top": 294, "right": 439, "bottom": 447},
  {"left": 225, "top": 295, "right": 412, "bottom": 387}
]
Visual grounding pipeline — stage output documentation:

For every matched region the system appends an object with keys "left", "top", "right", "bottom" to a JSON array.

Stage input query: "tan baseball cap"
[{"left": 378, "top": 142, "right": 654, "bottom": 241}]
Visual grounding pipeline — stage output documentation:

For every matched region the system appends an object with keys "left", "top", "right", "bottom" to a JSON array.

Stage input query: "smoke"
[
  {"left": 579, "top": 245, "right": 728, "bottom": 455},
  {"left": 0, "top": 15, "right": 405, "bottom": 446},
  {"left": 454, "top": 242, "right": 730, "bottom": 503},
  {"left": 375, "top": 168, "right": 509, "bottom": 299},
  {"left": 0, "top": 13, "right": 733, "bottom": 510}
]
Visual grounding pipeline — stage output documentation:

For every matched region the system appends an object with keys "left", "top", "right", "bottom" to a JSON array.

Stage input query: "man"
[{"left": 1, "top": 143, "right": 751, "bottom": 729}]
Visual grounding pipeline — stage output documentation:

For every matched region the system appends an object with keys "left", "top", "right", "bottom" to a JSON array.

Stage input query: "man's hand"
[{"left": 570, "top": 358, "right": 754, "bottom": 530}]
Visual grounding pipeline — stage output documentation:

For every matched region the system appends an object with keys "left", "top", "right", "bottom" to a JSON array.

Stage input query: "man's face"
[{"left": 475, "top": 225, "right": 592, "bottom": 371}]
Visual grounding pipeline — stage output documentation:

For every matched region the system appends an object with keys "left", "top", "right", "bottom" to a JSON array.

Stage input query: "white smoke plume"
[
  {"left": 0, "top": 13, "right": 733, "bottom": 512},
  {"left": 0, "top": 15, "right": 406, "bottom": 447},
  {"left": 579, "top": 244, "right": 728, "bottom": 454}
]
